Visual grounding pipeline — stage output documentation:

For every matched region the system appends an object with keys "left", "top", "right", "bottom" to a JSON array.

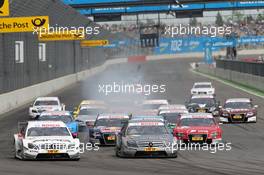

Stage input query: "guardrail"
[{"left": 216, "top": 59, "right": 264, "bottom": 77}]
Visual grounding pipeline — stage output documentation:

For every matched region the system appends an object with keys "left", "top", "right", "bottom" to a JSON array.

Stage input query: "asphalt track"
[{"left": 0, "top": 57, "right": 263, "bottom": 175}]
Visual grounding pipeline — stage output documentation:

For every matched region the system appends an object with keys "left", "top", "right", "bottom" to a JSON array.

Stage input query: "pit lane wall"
[{"left": 196, "top": 63, "right": 264, "bottom": 92}]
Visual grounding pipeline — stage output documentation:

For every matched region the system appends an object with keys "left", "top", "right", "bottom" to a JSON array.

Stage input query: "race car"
[
  {"left": 73, "top": 100, "right": 106, "bottom": 118},
  {"left": 90, "top": 114, "right": 130, "bottom": 145},
  {"left": 191, "top": 82, "right": 215, "bottom": 95},
  {"left": 141, "top": 99, "right": 169, "bottom": 110},
  {"left": 173, "top": 113, "right": 222, "bottom": 145},
  {"left": 186, "top": 94, "right": 220, "bottom": 116},
  {"left": 29, "top": 97, "right": 65, "bottom": 119},
  {"left": 38, "top": 111, "right": 78, "bottom": 138},
  {"left": 13, "top": 121, "right": 80, "bottom": 160},
  {"left": 133, "top": 109, "right": 159, "bottom": 116},
  {"left": 159, "top": 108, "right": 189, "bottom": 131},
  {"left": 219, "top": 98, "right": 258, "bottom": 123},
  {"left": 75, "top": 103, "right": 107, "bottom": 129},
  {"left": 115, "top": 119, "right": 177, "bottom": 158}
]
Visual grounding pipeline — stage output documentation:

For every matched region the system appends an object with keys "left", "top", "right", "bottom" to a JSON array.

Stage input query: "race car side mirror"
[{"left": 254, "top": 105, "right": 258, "bottom": 108}]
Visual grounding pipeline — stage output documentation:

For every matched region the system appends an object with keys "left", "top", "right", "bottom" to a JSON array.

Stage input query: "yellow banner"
[
  {"left": 38, "top": 31, "right": 85, "bottom": 41},
  {"left": 0, "top": 16, "right": 49, "bottom": 33},
  {"left": 0, "top": 0, "right": 9, "bottom": 16},
  {"left": 81, "top": 40, "right": 109, "bottom": 47}
]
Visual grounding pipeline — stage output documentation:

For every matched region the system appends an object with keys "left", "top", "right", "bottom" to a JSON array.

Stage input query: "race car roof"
[
  {"left": 180, "top": 113, "right": 213, "bottom": 119},
  {"left": 80, "top": 104, "right": 106, "bottom": 110},
  {"left": 27, "top": 121, "right": 66, "bottom": 128},
  {"left": 226, "top": 98, "right": 251, "bottom": 103},
  {"left": 132, "top": 115, "right": 164, "bottom": 120},
  {"left": 191, "top": 94, "right": 214, "bottom": 99},
  {"left": 194, "top": 82, "right": 212, "bottom": 85},
  {"left": 159, "top": 104, "right": 187, "bottom": 110},
  {"left": 35, "top": 97, "right": 59, "bottom": 101},
  {"left": 128, "top": 121, "right": 164, "bottom": 126},
  {"left": 40, "top": 111, "right": 71, "bottom": 116},
  {"left": 142, "top": 99, "right": 169, "bottom": 105},
  {"left": 97, "top": 114, "right": 129, "bottom": 120},
  {"left": 159, "top": 109, "right": 188, "bottom": 114}
]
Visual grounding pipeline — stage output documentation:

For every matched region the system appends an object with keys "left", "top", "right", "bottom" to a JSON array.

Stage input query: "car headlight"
[
  {"left": 68, "top": 143, "right": 76, "bottom": 149},
  {"left": 192, "top": 91, "right": 197, "bottom": 94},
  {"left": 127, "top": 140, "right": 138, "bottom": 147},
  {"left": 247, "top": 112, "right": 254, "bottom": 116},
  {"left": 93, "top": 131, "right": 101, "bottom": 138},
  {"left": 176, "top": 133, "right": 184, "bottom": 137},
  {"left": 222, "top": 113, "right": 229, "bottom": 117},
  {"left": 28, "top": 143, "right": 39, "bottom": 150},
  {"left": 210, "top": 107, "right": 216, "bottom": 112},
  {"left": 211, "top": 132, "right": 218, "bottom": 139}
]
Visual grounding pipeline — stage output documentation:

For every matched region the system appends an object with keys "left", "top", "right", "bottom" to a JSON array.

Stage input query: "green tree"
[{"left": 215, "top": 12, "right": 224, "bottom": 26}]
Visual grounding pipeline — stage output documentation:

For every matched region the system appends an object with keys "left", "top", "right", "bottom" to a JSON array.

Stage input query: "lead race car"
[
  {"left": 191, "top": 82, "right": 215, "bottom": 95},
  {"left": 115, "top": 119, "right": 177, "bottom": 158},
  {"left": 14, "top": 121, "right": 80, "bottom": 160},
  {"left": 174, "top": 113, "right": 222, "bottom": 145},
  {"left": 219, "top": 98, "right": 258, "bottom": 123},
  {"left": 89, "top": 114, "right": 130, "bottom": 145},
  {"left": 29, "top": 97, "right": 65, "bottom": 119}
]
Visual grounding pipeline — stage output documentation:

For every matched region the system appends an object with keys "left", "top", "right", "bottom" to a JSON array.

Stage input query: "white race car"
[
  {"left": 191, "top": 82, "right": 215, "bottom": 95},
  {"left": 14, "top": 121, "right": 80, "bottom": 160},
  {"left": 29, "top": 97, "right": 65, "bottom": 119}
]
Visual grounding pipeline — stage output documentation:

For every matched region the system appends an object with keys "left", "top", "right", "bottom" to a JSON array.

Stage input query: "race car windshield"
[
  {"left": 34, "top": 100, "right": 59, "bottom": 106},
  {"left": 190, "top": 98, "right": 215, "bottom": 105},
  {"left": 76, "top": 115, "right": 97, "bottom": 121},
  {"left": 160, "top": 113, "right": 180, "bottom": 123},
  {"left": 142, "top": 104, "right": 161, "bottom": 109},
  {"left": 179, "top": 118, "right": 216, "bottom": 126},
  {"left": 38, "top": 115, "right": 73, "bottom": 123},
  {"left": 27, "top": 127, "right": 71, "bottom": 137},
  {"left": 194, "top": 85, "right": 211, "bottom": 88},
  {"left": 95, "top": 118, "right": 127, "bottom": 127},
  {"left": 224, "top": 102, "right": 252, "bottom": 109},
  {"left": 126, "top": 126, "right": 169, "bottom": 135}
]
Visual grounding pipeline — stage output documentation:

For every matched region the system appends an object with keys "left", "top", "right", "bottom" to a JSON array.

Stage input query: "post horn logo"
[
  {"left": 74, "top": 33, "right": 83, "bottom": 38},
  {"left": 31, "top": 18, "right": 46, "bottom": 27},
  {"left": 0, "top": 0, "right": 4, "bottom": 14}
]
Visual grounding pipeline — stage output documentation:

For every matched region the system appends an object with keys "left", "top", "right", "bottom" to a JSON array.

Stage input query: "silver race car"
[{"left": 116, "top": 119, "right": 177, "bottom": 158}]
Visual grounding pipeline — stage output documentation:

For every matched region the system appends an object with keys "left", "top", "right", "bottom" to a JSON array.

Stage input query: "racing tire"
[
  {"left": 72, "top": 158, "right": 80, "bottom": 161},
  {"left": 115, "top": 147, "right": 125, "bottom": 158}
]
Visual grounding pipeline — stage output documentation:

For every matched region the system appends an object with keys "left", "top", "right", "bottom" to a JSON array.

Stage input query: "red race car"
[
  {"left": 173, "top": 113, "right": 222, "bottom": 145},
  {"left": 219, "top": 98, "right": 258, "bottom": 123}
]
